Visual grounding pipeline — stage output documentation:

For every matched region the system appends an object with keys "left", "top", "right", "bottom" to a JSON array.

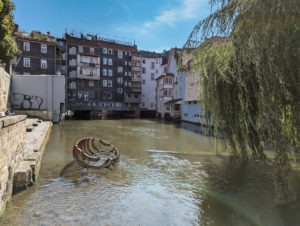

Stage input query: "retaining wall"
[{"left": 0, "top": 115, "right": 27, "bottom": 215}]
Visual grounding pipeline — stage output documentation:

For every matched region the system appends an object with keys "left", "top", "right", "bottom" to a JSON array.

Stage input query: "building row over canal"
[{"left": 4, "top": 27, "right": 223, "bottom": 125}]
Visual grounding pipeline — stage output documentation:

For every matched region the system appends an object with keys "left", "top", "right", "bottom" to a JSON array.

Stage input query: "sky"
[{"left": 13, "top": 0, "right": 211, "bottom": 52}]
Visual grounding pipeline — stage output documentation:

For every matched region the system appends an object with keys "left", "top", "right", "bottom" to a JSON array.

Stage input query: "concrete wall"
[
  {"left": 0, "top": 115, "right": 27, "bottom": 214},
  {"left": 11, "top": 75, "right": 65, "bottom": 122},
  {"left": 0, "top": 66, "right": 11, "bottom": 113}
]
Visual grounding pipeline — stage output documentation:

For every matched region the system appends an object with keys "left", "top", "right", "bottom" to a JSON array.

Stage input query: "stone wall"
[
  {"left": 0, "top": 115, "right": 27, "bottom": 215},
  {"left": 0, "top": 65, "right": 11, "bottom": 113}
]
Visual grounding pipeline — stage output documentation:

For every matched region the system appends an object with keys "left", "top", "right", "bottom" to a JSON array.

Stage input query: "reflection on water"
[{"left": 1, "top": 119, "right": 300, "bottom": 226}]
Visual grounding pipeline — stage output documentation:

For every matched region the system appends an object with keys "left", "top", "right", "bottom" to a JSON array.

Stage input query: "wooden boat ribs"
[{"left": 73, "top": 137, "right": 120, "bottom": 169}]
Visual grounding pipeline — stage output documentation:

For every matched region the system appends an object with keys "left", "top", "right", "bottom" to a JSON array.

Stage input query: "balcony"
[
  {"left": 132, "top": 66, "right": 141, "bottom": 72},
  {"left": 78, "top": 62, "right": 100, "bottom": 68},
  {"left": 131, "top": 77, "right": 141, "bottom": 81},
  {"left": 132, "top": 56, "right": 141, "bottom": 61},
  {"left": 77, "top": 72, "right": 100, "bottom": 80}
]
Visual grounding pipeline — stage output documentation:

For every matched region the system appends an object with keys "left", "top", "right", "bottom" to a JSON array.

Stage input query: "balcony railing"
[
  {"left": 77, "top": 73, "right": 100, "bottom": 80},
  {"left": 131, "top": 77, "right": 141, "bottom": 81},
  {"left": 78, "top": 62, "right": 100, "bottom": 68},
  {"left": 132, "top": 66, "right": 141, "bottom": 72}
]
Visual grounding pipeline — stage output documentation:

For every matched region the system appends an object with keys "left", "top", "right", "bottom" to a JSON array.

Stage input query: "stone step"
[{"left": 13, "top": 162, "right": 34, "bottom": 193}]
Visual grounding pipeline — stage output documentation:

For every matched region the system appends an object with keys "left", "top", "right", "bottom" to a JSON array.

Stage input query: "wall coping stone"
[{"left": 0, "top": 115, "right": 27, "bottom": 128}]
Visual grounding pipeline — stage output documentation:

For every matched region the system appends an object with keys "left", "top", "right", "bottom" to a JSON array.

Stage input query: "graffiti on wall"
[{"left": 12, "top": 93, "right": 44, "bottom": 110}]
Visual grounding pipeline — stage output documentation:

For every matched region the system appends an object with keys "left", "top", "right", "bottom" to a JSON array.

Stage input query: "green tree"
[
  {"left": 180, "top": 0, "right": 300, "bottom": 204},
  {"left": 0, "top": 0, "right": 18, "bottom": 64}
]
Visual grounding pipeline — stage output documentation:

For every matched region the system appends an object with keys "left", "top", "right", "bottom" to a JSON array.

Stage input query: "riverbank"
[{"left": 0, "top": 116, "right": 52, "bottom": 217}]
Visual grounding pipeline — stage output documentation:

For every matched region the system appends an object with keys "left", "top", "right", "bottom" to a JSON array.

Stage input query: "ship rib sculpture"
[{"left": 73, "top": 137, "right": 120, "bottom": 169}]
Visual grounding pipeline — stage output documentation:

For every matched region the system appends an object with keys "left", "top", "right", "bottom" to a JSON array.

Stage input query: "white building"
[
  {"left": 11, "top": 75, "right": 66, "bottom": 122},
  {"left": 140, "top": 51, "right": 163, "bottom": 112},
  {"left": 156, "top": 48, "right": 182, "bottom": 119}
]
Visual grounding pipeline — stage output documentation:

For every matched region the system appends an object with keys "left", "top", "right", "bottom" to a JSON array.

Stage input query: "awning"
[{"left": 164, "top": 98, "right": 182, "bottom": 105}]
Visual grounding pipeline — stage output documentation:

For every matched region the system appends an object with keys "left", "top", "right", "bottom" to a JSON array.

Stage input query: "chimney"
[{"left": 47, "top": 31, "right": 50, "bottom": 36}]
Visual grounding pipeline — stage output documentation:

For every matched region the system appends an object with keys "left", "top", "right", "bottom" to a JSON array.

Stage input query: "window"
[
  {"left": 41, "top": 59, "right": 47, "bottom": 69},
  {"left": 168, "top": 90, "right": 172, "bottom": 96},
  {"left": 127, "top": 94, "right": 131, "bottom": 98},
  {"left": 155, "top": 69, "right": 158, "bottom": 74},
  {"left": 69, "top": 70, "right": 76, "bottom": 78},
  {"left": 41, "top": 44, "right": 47, "bottom": 53},
  {"left": 103, "top": 69, "right": 107, "bottom": 76},
  {"left": 134, "top": 94, "right": 138, "bottom": 98},
  {"left": 124, "top": 81, "right": 127, "bottom": 86},
  {"left": 23, "top": 58, "right": 30, "bottom": 67},
  {"left": 108, "top": 49, "right": 113, "bottom": 55},
  {"left": 69, "top": 47, "right": 76, "bottom": 55},
  {"left": 103, "top": 48, "right": 107, "bottom": 54},
  {"left": 151, "top": 62, "right": 155, "bottom": 69},
  {"left": 89, "top": 80, "right": 94, "bottom": 87},
  {"left": 118, "top": 50, "right": 123, "bottom": 59},
  {"left": 128, "top": 72, "right": 131, "bottom": 77},
  {"left": 124, "top": 72, "right": 128, "bottom": 76},
  {"left": 117, "top": 77, "right": 123, "bottom": 84},
  {"left": 142, "top": 79, "right": 146, "bottom": 85},
  {"left": 125, "top": 51, "right": 128, "bottom": 55},
  {"left": 156, "top": 58, "right": 159, "bottom": 64},
  {"left": 108, "top": 58, "right": 113, "bottom": 65},
  {"left": 116, "top": 103, "right": 121, "bottom": 107},
  {"left": 84, "top": 92, "right": 88, "bottom": 101},
  {"left": 164, "top": 90, "right": 168, "bottom": 96},
  {"left": 164, "top": 67, "right": 167, "bottom": 73},
  {"left": 24, "top": 42, "right": 30, "bottom": 51},
  {"left": 117, "top": 88, "right": 123, "bottom": 94},
  {"left": 164, "top": 77, "right": 173, "bottom": 84},
  {"left": 78, "top": 91, "right": 83, "bottom": 99},
  {"left": 103, "top": 58, "right": 107, "bottom": 65},
  {"left": 78, "top": 80, "right": 85, "bottom": 87},
  {"left": 142, "top": 59, "right": 145, "bottom": 64},
  {"left": 69, "top": 59, "right": 76, "bottom": 66},
  {"left": 117, "top": 66, "right": 123, "bottom": 73},
  {"left": 108, "top": 69, "right": 113, "bottom": 76},
  {"left": 128, "top": 82, "right": 131, "bottom": 87},
  {"left": 89, "top": 58, "right": 94, "bottom": 63},
  {"left": 79, "top": 46, "right": 83, "bottom": 53},
  {"left": 125, "top": 61, "right": 127, "bottom": 66},
  {"left": 90, "top": 48, "right": 94, "bottom": 54},
  {"left": 70, "top": 82, "right": 76, "bottom": 89},
  {"left": 103, "top": 80, "right": 107, "bottom": 87},
  {"left": 142, "top": 67, "right": 146, "bottom": 73},
  {"left": 151, "top": 73, "right": 155, "bottom": 80},
  {"left": 108, "top": 80, "right": 112, "bottom": 87},
  {"left": 142, "top": 102, "right": 145, "bottom": 107},
  {"left": 150, "top": 103, "right": 154, "bottom": 108},
  {"left": 23, "top": 72, "right": 30, "bottom": 75}
]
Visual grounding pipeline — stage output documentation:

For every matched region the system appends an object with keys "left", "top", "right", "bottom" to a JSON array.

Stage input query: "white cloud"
[
  {"left": 116, "top": 0, "right": 204, "bottom": 35},
  {"left": 144, "top": 0, "right": 204, "bottom": 29}
]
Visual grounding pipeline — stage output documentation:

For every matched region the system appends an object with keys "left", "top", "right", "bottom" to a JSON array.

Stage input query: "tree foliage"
[
  {"left": 0, "top": 0, "right": 18, "bottom": 63},
  {"left": 180, "top": 0, "right": 300, "bottom": 203}
]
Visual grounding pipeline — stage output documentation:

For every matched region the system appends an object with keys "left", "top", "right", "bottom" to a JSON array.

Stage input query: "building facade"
[
  {"left": 13, "top": 31, "right": 56, "bottom": 75},
  {"left": 140, "top": 51, "right": 162, "bottom": 112},
  {"left": 65, "top": 33, "right": 141, "bottom": 113},
  {"left": 156, "top": 48, "right": 182, "bottom": 119}
]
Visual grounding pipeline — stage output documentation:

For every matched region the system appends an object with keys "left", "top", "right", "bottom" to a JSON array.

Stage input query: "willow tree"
[
  {"left": 180, "top": 0, "right": 300, "bottom": 204},
  {"left": 0, "top": 0, "right": 18, "bottom": 65}
]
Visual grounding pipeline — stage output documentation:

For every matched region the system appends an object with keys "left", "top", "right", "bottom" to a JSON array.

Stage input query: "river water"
[{"left": 1, "top": 119, "right": 300, "bottom": 226}]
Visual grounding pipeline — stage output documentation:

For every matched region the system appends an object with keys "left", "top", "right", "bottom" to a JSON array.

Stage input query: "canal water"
[{"left": 1, "top": 119, "right": 300, "bottom": 226}]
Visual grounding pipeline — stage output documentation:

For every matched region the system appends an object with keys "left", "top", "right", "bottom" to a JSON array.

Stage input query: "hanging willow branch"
[{"left": 180, "top": 0, "right": 300, "bottom": 204}]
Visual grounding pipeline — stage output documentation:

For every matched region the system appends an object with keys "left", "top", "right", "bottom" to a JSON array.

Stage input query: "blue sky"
[{"left": 13, "top": 0, "right": 210, "bottom": 52}]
